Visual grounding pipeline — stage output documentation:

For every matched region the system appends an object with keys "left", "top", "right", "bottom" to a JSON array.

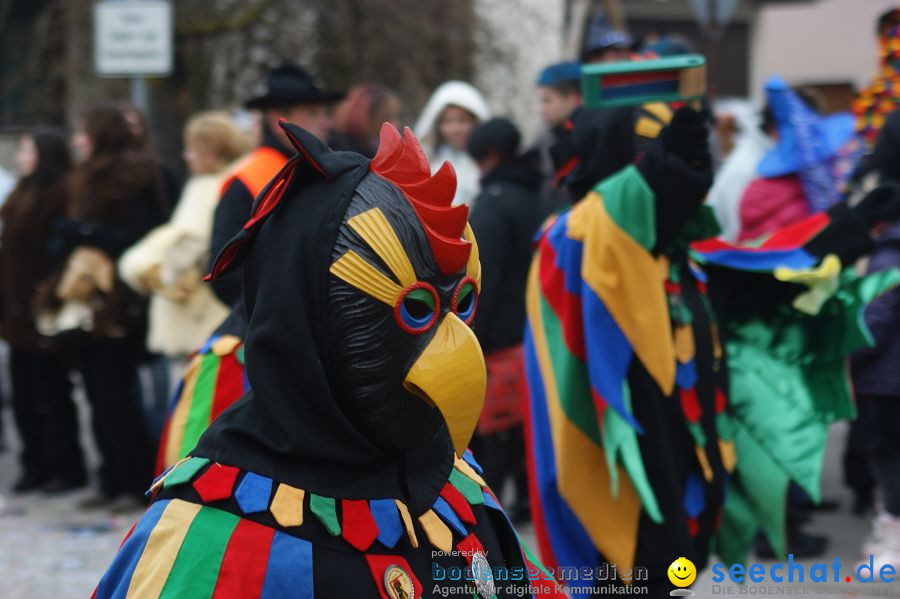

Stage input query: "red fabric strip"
[
  {"left": 210, "top": 352, "right": 246, "bottom": 422},
  {"left": 539, "top": 237, "right": 586, "bottom": 360},
  {"left": 553, "top": 156, "right": 579, "bottom": 187},
  {"left": 760, "top": 211, "right": 831, "bottom": 250},
  {"left": 439, "top": 483, "right": 476, "bottom": 526},
  {"left": 193, "top": 464, "right": 240, "bottom": 503},
  {"left": 364, "top": 554, "right": 422, "bottom": 599},
  {"left": 679, "top": 387, "right": 701, "bottom": 423},
  {"left": 211, "top": 517, "right": 275, "bottom": 599},
  {"left": 687, "top": 516, "right": 699, "bottom": 537},
  {"left": 341, "top": 499, "right": 378, "bottom": 552},
  {"left": 603, "top": 70, "right": 678, "bottom": 87},
  {"left": 715, "top": 388, "right": 727, "bottom": 414}
]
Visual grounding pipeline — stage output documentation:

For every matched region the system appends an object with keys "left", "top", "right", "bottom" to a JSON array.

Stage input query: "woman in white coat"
[
  {"left": 119, "top": 111, "right": 251, "bottom": 361},
  {"left": 414, "top": 81, "right": 490, "bottom": 207}
]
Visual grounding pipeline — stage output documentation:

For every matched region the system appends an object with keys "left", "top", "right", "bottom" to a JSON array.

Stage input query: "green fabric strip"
[
  {"left": 603, "top": 384, "right": 663, "bottom": 523},
  {"left": 594, "top": 164, "right": 656, "bottom": 251},
  {"left": 309, "top": 494, "right": 340, "bottom": 536},
  {"left": 687, "top": 421, "right": 707, "bottom": 448},
  {"left": 449, "top": 469, "right": 484, "bottom": 505},
  {"left": 163, "top": 457, "right": 210, "bottom": 488},
  {"left": 179, "top": 352, "right": 223, "bottom": 457},
  {"left": 539, "top": 294, "right": 601, "bottom": 444},
  {"left": 159, "top": 506, "right": 240, "bottom": 599}
]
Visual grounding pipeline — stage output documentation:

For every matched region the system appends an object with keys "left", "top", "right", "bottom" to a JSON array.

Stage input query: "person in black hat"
[{"left": 209, "top": 62, "right": 344, "bottom": 311}]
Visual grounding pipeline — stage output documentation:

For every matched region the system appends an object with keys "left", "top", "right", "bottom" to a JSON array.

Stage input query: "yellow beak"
[{"left": 403, "top": 313, "right": 486, "bottom": 457}]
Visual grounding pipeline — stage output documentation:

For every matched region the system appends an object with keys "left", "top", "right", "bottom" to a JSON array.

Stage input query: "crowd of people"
[{"left": 0, "top": 8, "right": 899, "bottom": 598}]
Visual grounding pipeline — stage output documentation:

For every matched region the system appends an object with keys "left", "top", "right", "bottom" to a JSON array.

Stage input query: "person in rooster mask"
[{"left": 93, "top": 123, "right": 564, "bottom": 599}]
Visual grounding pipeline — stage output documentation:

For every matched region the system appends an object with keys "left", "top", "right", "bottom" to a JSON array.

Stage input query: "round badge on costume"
[
  {"left": 471, "top": 551, "right": 495, "bottom": 599},
  {"left": 384, "top": 564, "right": 415, "bottom": 599}
]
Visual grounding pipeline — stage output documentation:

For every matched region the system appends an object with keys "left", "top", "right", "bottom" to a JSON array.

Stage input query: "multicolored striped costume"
[
  {"left": 95, "top": 451, "right": 564, "bottom": 599},
  {"left": 156, "top": 334, "right": 248, "bottom": 473},
  {"left": 524, "top": 159, "right": 899, "bottom": 581}
]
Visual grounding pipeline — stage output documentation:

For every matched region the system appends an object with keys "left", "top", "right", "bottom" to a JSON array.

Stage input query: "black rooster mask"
[{"left": 198, "top": 123, "right": 485, "bottom": 509}]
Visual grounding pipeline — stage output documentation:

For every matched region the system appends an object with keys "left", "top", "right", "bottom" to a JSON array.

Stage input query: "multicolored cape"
[
  {"left": 95, "top": 451, "right": 565, "bottom": 599},
  {"left": 156, "top": 334, "right": 248, "bottom": 473},
  {"left": 693, "top": 220, "right": 900, "bottom": 564},
  {"left": 524, "top": 163, "right": 900, "bottom": 576}
]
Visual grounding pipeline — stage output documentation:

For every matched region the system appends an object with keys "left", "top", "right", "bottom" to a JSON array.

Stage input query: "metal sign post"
[{"left": 94, "top": 0, "right": 173, "bottom": 112}]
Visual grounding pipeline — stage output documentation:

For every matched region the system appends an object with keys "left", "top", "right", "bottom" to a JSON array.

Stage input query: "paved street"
[{"left": 0, "top": 402, "right": 894, "bottom": 598}]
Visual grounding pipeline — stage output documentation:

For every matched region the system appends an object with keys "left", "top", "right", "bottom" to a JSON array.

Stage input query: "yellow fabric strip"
[
  {"left": 526, "top": 261, "right": 641, "bottom": 575},
  {"left": 270, "top": 483, "right": 305, "bottom": 528},
  {"left": 642, "top": 102, "right": 673, "bottom": 124},
  {"left": 395, "top": 500, "right": 418, "bottom": 548},
  {"left": 463, "top": 223, "right": 482, "bottom": 291},
  {"left": 454, "top": 457, "right": 486, "bottom": 488},
  {"left": 719, "top": 439, "right": 737, "bottom": 474},
  {"left": 126, "top": 499, "right": 202, "bottom": 599},
  {"left": 164, "top": 358, "right": 202, "bottom": 467},
  {"left": 635, "top": 116, "right": 663, "bottom": 139},
  {"left": 210, "top": 335, "right": 241, "bottom": 357},
  {"left": 674, "top": 325, "right": 695, "bottom": 365},
  {"left": 568, "top": 191, "right": 676, "bottom": 395},
  {"left": 151, "top": 457, "right": 190, "bottom": 494},
  {"left": 330, "top": 250, "right": 402, "bottom": 306},
  {"left": 696, "top": 445, "right": 714, "bottom": 482},
  {"left": 348, "top": 208, "right": 417, "bottom": 287},
  {"left": 418, "top": 509, "right": 453, "bottom": 552},
  {"left": 710, "top": 323, "right": 723, "bottom": 360}
]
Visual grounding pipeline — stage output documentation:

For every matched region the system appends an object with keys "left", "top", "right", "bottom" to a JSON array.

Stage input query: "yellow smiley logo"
[{"left": 668, "top": 557, "right": 697, "bottom": 587}]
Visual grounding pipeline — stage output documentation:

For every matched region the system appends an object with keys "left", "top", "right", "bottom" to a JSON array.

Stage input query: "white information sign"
[{"left": 94, "top": 0, "right": 173, "bottom": 77}]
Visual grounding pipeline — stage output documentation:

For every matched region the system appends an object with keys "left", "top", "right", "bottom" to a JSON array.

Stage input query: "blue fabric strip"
[
  {"left": 676, "top": 361, "right": 698, "bottom": 390},
  {"left": 522, "top": 329, "right": 599, "bottom": 574},
  {"left": 370, "top": 499, "right": 404, "bottom": 549},
  {"left": 683, "top": 473, "right": 706, "bottom": 518},
  {"left": 462, "top": 449, "right": 484, "bottom": 474},
  {"left": 94, "top": 499, "right": 171, "bottom": 599},
  {"left": 693, "top": 247, "right": 817, "bottom": 272},
  {"left": 433, "top": 496, "right": 467, "bottom": 537},
  {"left": 260, "top": 532, "right": 313, "bottom": 599},
  {"left": 234, "top": 472, "right": 273, "bottom": 514}
]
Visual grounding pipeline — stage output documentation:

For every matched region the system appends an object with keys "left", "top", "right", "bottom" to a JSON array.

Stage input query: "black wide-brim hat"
[{"left": 245, "top": 62, "right": 344, "bottom": 109}]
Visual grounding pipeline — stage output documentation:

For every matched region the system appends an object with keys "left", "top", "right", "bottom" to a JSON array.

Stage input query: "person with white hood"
[
  {"left": 414, "top": 80, "right": 490, "bottom": 207},
  {"left": 706, "top": 99, "right": 773, "bottom": 242}
]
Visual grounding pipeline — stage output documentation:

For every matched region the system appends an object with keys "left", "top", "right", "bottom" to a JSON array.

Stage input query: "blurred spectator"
[
  {"left": 414, "top": 81, "right": 490, "bottom": 207},
  {"left": 641, "top": 33, "right": 696, "bottom": 58},
  {"left": 0, "top": 164, "right": 13, "bottom": 205},
  {"left": 466, "top": 117, "right": 545, "bottom": 522},
  {"left": 537, "top": 62, "right": 582, "bottom": 130},
  {"left": 582, "top": 15, "right": 633, "bottom": 64},
  {"left": 38, "top": 104, "right": 166, "bottom": 507},
  {"left": 329, "top": 83, "right": 400, "bottom": 157},
  {"left": 118, "top": 100, "right": 181, "bottom": 217},
  {"left": 737, "top": 77, "right": 854, "bottom": 242},
  {"left": 209, "top": 62, "right": 342, "bottom": 309},
  {"left": 853, "top": 8, "right": 900, "bottom": 149},
  {"left": 534, "top": 62, "right": 584, "bottom": 211},
  {"left": 707, "top": 100, "right": 772, "bottom": 241},
  {"left": 119, "top": 111, "right": 250, "bottom": 360},
  {"left": 1, "top": 127, "right": 86, "bottom": 493},
  {"left": 850, "top": 109, "right": 900, "bottom": 571}
]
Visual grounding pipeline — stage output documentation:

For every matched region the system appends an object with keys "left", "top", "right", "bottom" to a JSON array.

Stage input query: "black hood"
[{"left": 196, "top": 123, "right": 456, "bottom": 513}]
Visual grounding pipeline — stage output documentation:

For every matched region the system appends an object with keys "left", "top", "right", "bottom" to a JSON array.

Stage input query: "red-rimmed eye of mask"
[
  {"left": 451, "top": 276, "right": 478, "bottom": 326},
  {"left": 394, "top": 282, "right": 440, "bottom": 334}
]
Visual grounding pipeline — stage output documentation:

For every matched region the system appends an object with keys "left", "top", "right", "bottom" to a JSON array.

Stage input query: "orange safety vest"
[{"left": 220, "top": 146, "right": 288, "bottom": 200}]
